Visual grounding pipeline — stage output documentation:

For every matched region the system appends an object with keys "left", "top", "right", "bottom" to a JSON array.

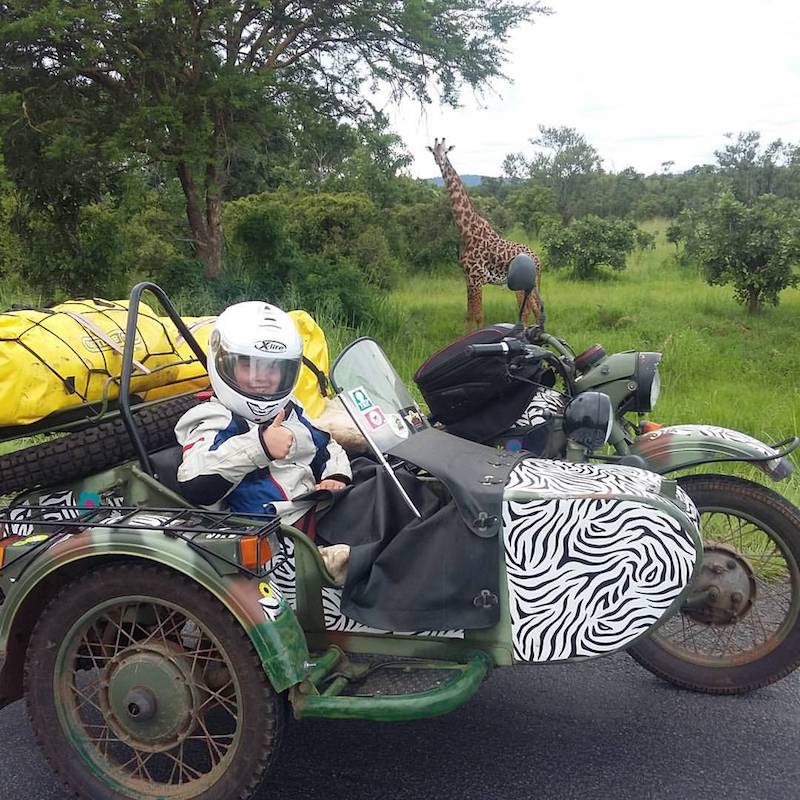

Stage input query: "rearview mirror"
[{"left": 506, "top": 254, "right": 537, "bottom": 292}]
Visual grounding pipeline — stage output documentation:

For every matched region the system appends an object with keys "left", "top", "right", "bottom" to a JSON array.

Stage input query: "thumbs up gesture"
[{"left": 262, "top": 408, "right": 293, "bottom": 459}]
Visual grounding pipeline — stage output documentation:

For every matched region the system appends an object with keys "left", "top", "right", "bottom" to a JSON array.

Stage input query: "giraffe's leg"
[
  {"left": 516, "top": 289, "right": 543, "bottom": 326},
  {"left": 466, "top": 283, "right": 483, "bottom": 331},
  {"left": 515, "top": 290, "right": 528, "bottom": 324}
]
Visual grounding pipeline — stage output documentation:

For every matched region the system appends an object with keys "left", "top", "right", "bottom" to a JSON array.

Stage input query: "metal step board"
[{"left": 292, "top": 648, "right": 491, "bottom": 721}]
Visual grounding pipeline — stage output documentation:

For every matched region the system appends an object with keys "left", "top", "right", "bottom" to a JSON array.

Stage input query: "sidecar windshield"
[{"left": 330, "top": 337, "right": 429, "bottom": 455}]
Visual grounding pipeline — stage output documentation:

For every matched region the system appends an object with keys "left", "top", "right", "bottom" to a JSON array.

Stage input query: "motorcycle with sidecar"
[
  {"left": 413, "top": 254, "right": 800, "bottom": 695},
  {"left": 0, "top": 282, "right": 704, "bottom": 799}
]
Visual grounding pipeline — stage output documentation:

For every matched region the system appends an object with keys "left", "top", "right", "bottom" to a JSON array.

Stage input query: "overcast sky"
[{"left": 385, "top": 0, "right": 800, "bottom": 179}]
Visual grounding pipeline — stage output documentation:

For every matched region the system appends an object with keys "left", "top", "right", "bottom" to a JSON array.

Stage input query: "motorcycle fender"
[
  {"left": 0, "top": 531, "right": 309, "bottom": 693},
  {"left": 502, "top": 458, "right": 702, "bottom": 663},
  {"left": 631, "top": 424, "right": 793, "bottom": 481}
]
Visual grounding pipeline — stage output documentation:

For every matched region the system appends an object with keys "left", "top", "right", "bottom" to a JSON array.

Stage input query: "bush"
[
  {"left": 13, "top": 178, "right": 189, "bottom": 298},
  {"left": 541, "top": 215, "right": 638, "bottom": 279},
  {"left": 390, "top": 196, "right": 459, "bottom": 272},
  {"left": 225, "top": 190, "right": 400, "bottom": 291}
]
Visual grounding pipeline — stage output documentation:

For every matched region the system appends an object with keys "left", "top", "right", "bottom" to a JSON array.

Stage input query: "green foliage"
[
  {"left": 471, "top": 195, "right": 513, "bottom": 232},
  {"left": 16, "top": 177, "right": 188, "bottom": 297},
  {"left": 692, "top": 192, "right": 800, "bottom": 312},
  {"left": 0, "top": 193, "right": 25, "bottom": 277},
  {"left": 635, "top": 229, "right": 657, "bottom": 251},
  {"left": 714, "top": 131, "right": 800, "bottom": 203},
  {"left": 506, "top": 184, "right": 558, "bottom": 234},
  {"left": 389, "top": 196, "right": 460, "bottom": 273},
  {"left": 0, "top": 0, "right": 544, "bottom": 277},
  {"left": 221, "top": 191, "right": 398, "bottom": 323},
  {"left": 541, "top": 215, "right": 638, "bottom": 279},
  {"left": 504, "top": 126, "right": 603, "bottom": 221},
  {"left": 227, "top": 191, "right": 401, "bottom": 288}
]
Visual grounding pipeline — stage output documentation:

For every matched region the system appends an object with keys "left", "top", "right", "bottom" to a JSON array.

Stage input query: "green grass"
[{"left": 354, "top": 221, "right": 800, "bottom": 505}]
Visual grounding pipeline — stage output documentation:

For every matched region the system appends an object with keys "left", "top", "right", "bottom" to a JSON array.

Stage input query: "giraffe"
[{"left": 428, "top": 138, "right": 544, "bottom": 330}]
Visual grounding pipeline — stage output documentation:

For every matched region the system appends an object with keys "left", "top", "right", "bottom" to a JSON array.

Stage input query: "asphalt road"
[{"left": 3, "top": 652, "right": 798, "bottom": 800}]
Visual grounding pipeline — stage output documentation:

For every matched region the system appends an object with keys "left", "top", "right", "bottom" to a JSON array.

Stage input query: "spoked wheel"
[
  {"left": 25, "top": 564, "right": 285, "bottom": 800},
  {"left": 629, "top": 474, "right": 800, "bottom": 694}
]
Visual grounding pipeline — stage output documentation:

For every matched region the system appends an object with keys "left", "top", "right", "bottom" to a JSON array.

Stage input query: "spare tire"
[{"left": 0, "top": 394, "right": 200, "bottom": 495}]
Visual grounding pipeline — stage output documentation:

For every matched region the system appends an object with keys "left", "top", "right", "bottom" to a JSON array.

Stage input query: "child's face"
[{"left": 234, "top": 358, "right": 283, "bottom": 396}]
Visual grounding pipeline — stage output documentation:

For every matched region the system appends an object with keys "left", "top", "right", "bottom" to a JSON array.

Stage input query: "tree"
[
  {"left": 505, "top": 126, "right": 603, "bottom": 220},
  {"left": 506, "top": 183, "right": 557, "bottom": 235},
  {"left": 715, "top": 131, "right": 797, "bottom": 203},
  {"left": 694, "top": 192, "right": 800, "bottom": 313},
  {"left": 540, "top": 215, "right": 637, "bottom": 280},
  {"left": 0, "top": 0, "right": 546, "bottom": 280}
]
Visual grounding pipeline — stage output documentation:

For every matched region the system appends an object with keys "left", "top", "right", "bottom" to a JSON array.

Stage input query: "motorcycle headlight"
[
  {"left": 634, "top": 352, "right": 662, "bottom": 413},
  {"left": 563, "top": 392, "right": 614, "bottom": 450},
  {"left": 649, "top": 366, "right": 661, "bottom": 410}
]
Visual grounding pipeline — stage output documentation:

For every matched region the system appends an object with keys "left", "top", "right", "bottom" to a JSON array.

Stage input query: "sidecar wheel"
[
  {"left": 25, "top": 563, "right": 285, "bottom": 800},
  {"left": 628, "top": 474, "right": 800, "bottom": 694}
]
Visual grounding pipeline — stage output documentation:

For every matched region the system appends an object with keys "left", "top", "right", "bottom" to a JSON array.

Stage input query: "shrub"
[
  {"left": 541, "top": 215, "right": 638, "bottom": 279},
  {"left": 390, "top": 196, "right": 459, "bottom": 272}
]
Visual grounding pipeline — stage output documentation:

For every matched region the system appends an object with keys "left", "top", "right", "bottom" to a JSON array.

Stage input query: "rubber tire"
[
  {"left": 25, "top": 562, "right": 285, "bottom": 800},
  {"left": 628, "top": 474, "right": 800, "bottom": 694},
  {"left": 0, "top": 395, "right": 199, "bottom": 495}
]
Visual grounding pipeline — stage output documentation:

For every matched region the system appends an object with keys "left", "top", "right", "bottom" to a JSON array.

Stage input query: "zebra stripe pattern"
[
  {"left": 268, "top": 535, "right": 463, "bottom": 637},
  {"left": 503, "top": 458, "right": 698, "bottom": 662},
  {"left": 514, "top": 387, "right": 567, "bottom": 429},
  {"left": 505, "top": 457, "right": 666, "bottom": 498}
]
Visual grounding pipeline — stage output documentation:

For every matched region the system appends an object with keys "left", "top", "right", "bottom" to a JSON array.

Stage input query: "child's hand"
[
  {"left": 315, "top": 479, "right": 347, "bottom": 491},
  {"left": 262, "top": 408, "right": 293, "bottom": 459}
]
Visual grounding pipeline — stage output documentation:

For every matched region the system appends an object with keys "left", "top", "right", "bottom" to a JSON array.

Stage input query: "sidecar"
[{"left": 0, "top": 283, "right": 701, "bottom": 800}]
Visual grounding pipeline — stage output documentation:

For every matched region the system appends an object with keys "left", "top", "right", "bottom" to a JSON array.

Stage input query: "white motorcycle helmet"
[{"left": 207, "top": 301, "right": 303, "bottom": 424}]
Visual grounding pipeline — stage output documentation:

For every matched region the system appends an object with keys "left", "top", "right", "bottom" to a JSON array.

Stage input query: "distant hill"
[{"left": 426, "top": 174, "right": 485, "bottom": 187}]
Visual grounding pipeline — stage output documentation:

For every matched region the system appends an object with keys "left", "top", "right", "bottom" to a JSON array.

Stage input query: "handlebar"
[
  {"left": 465, "top": 341, "right": 525, "bottom": 358},
  {"left": 466, "top": 333, "right": 578, "bottom": 395},
  {"left": 525, "top": 327, "right": 576, "bottom": 360}
]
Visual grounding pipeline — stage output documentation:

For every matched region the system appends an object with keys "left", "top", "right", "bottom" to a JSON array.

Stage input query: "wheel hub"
[
  {"left": 684, "top": 543, "right": 756, "bottom": 625},
  {"left": 102, "top": 643, "right": 198, "bottom": 752}
]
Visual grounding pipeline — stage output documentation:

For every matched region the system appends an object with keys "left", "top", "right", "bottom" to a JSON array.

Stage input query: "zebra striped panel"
[
  {"left": 268, "top": 535, "right": 464, "bottom": 637},
  {"left": 503, "top": 458, "right": 698, "bottom": 662},
  {"left": 514, "top": 387, "right": 567, "bottom": 429}
]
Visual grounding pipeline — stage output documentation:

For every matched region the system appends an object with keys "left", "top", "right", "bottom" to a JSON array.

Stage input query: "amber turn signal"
[
  {"left": 639, "top": 420, "right": 663, "bottom": 433},
  {"left": 239, "top": 536, "right": 272, "bottom": 571}
]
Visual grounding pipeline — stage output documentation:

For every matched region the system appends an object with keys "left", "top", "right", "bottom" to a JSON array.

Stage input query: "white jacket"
[{"left": 175, "top": 396, "right": 352, "bottom": 525}]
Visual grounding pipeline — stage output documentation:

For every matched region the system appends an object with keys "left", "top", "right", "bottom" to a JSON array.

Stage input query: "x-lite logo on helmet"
[{"left": 255, "top": 340, "right": 287, "bottom": 353}]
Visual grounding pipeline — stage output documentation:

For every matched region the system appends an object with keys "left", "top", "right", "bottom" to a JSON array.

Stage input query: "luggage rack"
[{"left": 0, "top": 504, "right": 284, "bottom": 580}]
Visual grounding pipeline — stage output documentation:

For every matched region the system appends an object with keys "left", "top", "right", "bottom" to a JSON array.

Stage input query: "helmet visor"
[{"left": 215, "top": 348, "right": 301, "bottom": 402}]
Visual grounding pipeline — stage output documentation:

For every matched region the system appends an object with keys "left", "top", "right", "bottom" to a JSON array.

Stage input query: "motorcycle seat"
[{"left": 149, "top": 445, "right": 184, "bottom": 498}]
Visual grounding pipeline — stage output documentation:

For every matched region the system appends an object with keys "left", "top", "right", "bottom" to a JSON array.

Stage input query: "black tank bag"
[{"left": 413, "top": 325, "right": 555, "bottom": 442}]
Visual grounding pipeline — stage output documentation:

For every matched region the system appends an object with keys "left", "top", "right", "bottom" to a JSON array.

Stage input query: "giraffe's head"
[{"left": 427, "top": 138, "right": 454, "bottom": 169}]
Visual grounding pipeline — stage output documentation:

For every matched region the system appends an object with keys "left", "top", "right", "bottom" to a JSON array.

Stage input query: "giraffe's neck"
[{"left": 440, "top": 157, "right": 479, "bottom": 242}]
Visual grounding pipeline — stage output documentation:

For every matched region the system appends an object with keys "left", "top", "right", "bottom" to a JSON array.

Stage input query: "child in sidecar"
[{"left": 174, "top": 301, "right": 352, "bottom": 582}]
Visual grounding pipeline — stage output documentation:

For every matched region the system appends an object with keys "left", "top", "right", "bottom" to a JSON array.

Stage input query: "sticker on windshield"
[
  {"left": 387, "top": 413, "right": 409, "bottom": 439},
  {"left": 401, "top": 406, "right": 427, "bottom": 433},
  {"left": 363, "top": 406, "right": 387, "bottom": 430},
  {"left": 349, "top": 387, "right": 373, "bottom": 412}
]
